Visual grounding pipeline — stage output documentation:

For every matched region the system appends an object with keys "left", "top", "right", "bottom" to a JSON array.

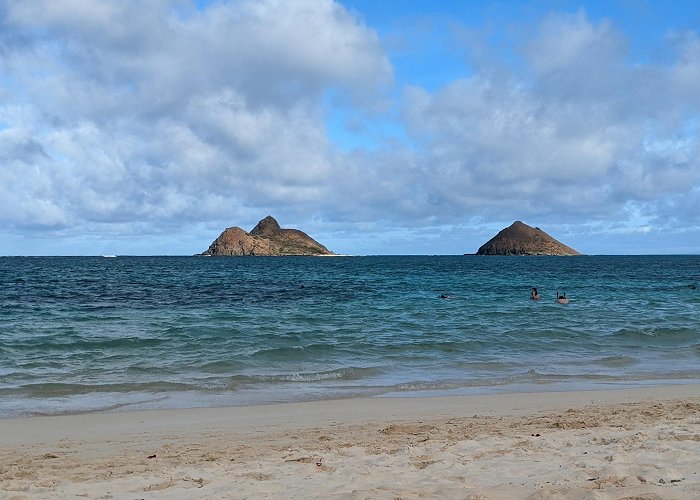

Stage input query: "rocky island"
[
  {"left": 201, "top": 216, "right": 334, "bottom": 256},
  {"left": 475, "top": 221, "right": 581, "bottom": 256}
]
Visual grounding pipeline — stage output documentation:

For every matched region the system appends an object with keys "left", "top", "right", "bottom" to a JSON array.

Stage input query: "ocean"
[{"left": 1, "top": 255, "right": 698, "bottom": 418}]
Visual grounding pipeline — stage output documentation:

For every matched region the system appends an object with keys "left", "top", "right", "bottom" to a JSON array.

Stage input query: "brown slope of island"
[
  {"left": 201, "top": 216, "right": 334, "bottom": 256},
  {"left": 475, "top": 221, "right": 581, "bottom": 256}
]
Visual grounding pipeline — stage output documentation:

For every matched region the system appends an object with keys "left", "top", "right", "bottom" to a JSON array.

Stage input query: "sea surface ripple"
[{"left": 0, "top": 255, "right": 698, "bottom": 417}]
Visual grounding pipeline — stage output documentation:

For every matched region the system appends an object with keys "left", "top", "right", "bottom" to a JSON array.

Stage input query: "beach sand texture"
[{"left": 1, "top": 386, "right": 699, "bottom": 499}]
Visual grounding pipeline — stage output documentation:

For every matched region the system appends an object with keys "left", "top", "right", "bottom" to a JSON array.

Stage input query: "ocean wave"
[
  {"left": 0, "top": 380, "right": 197, "bottom": 397},
  {"left": 593, "top": 356, "right": 640, "bottom": 368},
  {"left": 380, "top": 339, "right": 491, "bottom": 353},
  {"left": 393, "top": 380, "right": 466, "bottom": 392},
  {"left": 453, "top": 360, "right": 514, "bottom": 371},
  {"left": 229, "top": 366, "right": 383, "bottom": 384},
  {"left": 0, "top": 366, "right": 385, "bottom": 397},
  {"left": 611, "top": 327, "right": 699, "bottom": 342},
  {"left": 519, "top": 369, "right": 616, "bottom": 381},
  {"left": 387, "top": 371, "right": 622, "bottom": 393},
  {"left": 199, "top": 359, "right": 245, "bottom": 373},
  {"left": 3, "top": 335, "right": 167, "bottom": 351},
  {"left": 247, "top": 343, "right": 343, "bottom": 360},
  {"left": 511, "top": 368, "right": 700, "bottom": 383}
]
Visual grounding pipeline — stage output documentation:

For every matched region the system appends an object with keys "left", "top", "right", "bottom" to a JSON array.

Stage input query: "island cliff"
[
  {"left": 201, "top": 216, "right": 334, "bottom": 256},
  {"left": 476, "top": 221, "right": 581, "bottom": 256}
]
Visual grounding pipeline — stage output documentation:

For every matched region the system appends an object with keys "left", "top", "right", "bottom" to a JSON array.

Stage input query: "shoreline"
[
  {"left": 4, "top": 377, "right": 700, "bottom": 421},
  {"left": 4, "top": 382, "right": 700, "bottom": 431},
  {"left": 2, "top": 384, "right": 699, "bottom": 498},
  {"left": 4, "top": 383, "right": 700, "bottom": 440}
]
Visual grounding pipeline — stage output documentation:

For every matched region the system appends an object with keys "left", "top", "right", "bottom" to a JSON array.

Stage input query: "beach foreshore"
[{"left": 2, "top": 385, "right": 699, "bottom": 499}]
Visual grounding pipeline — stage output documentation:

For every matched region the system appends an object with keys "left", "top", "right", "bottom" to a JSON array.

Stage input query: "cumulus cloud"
[
  {"left": 0, "top": 2, "right": 699, "bottom": 254},
  {"left": 0, "top": 0, "right": 391, "bottom": 238},
  {"left": 388, "top": 10, "right": 700, "bottom": 234}
]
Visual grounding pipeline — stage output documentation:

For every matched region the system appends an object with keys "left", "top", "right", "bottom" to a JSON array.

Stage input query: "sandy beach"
[{"left": 1, "top": 385, "right": 699, "bottom": 499}]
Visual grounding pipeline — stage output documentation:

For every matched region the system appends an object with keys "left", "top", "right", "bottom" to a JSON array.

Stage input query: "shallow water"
[{"left": 1, "top": 255, "right": 698, "bottom": 417}]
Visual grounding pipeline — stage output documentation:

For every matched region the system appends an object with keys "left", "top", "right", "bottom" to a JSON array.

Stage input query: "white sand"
[{"left": 2, "top": 385, "right": 700, "bottom": 499}]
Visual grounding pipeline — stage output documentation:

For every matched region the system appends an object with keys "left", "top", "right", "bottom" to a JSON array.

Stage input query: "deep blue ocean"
[{"left": 1, "top": 255, "right": 699, "bottom": 418}]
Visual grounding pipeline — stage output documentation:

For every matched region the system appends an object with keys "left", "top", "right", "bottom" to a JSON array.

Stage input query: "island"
[
  {"left": 475, "top": 221, "right": 581, "bottom": 256},
  {"left": 201, "top": 216, "right": 334, "bottom": 256}
]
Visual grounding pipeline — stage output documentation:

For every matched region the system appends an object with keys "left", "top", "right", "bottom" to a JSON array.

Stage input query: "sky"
[{"left": 1, "top": 0, "right": 699, "bottom": 256}]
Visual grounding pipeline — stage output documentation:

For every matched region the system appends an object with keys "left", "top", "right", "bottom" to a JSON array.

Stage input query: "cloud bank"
[
  {"left": 0, "top": 0, "right": 390, "bottom": 237},
  {"left": 0, "top": 2, "right": 699, "bottom": 254}
]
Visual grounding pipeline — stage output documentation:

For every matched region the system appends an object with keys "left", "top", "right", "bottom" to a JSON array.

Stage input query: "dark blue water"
[{"left": 1, "top": 256, "right": 699, "bottom": 417}]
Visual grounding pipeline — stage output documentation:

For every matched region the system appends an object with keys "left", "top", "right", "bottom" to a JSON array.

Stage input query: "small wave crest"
[
  {"left": 4, "top": 335, "right": 166, "bottom": 351},
  {"left": 594, "top": 356, "right": 640, "bottom": 368},
  {"left": 231, "top": 366, "right": 382, "bottom": 385},
  {"left": 248, "top": 343, "right": 340, "bottom": 360},
  {"left": 0, "top": 380, "right": 197, "bottom": 397},
  {"left": 611, "top": 327, "right": 699, "bottom": 343}
]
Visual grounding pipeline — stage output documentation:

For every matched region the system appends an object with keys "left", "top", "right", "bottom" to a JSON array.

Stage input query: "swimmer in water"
[
  {"left": 530, "top": 287, "right": 540, "bottom": 300},
  {"left": 556, "top": 291, "right": 569, "bottom": 304}
]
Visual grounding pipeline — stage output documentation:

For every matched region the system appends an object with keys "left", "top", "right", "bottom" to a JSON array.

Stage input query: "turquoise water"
[{"left": 1, "top": 255, "right": 699, "bottom": 417}]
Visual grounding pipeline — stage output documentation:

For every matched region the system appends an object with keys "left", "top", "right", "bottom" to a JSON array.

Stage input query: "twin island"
[{"left": 201, "top": 216, "right": 581, "bottom": 256}]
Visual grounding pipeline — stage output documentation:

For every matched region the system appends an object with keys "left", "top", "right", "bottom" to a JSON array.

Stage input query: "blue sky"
[{"left": 1, "top": 0, "right": 699, "bottom": 255}]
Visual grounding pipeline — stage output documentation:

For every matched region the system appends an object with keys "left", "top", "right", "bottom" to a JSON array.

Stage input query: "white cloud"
[
  {"left": 1, "top": 3, "right": 699, "bottom": 254},
  {"left": 0, "top": 0, "right": 390, "bottom": 240},
  {"left": 386, "top": 10, "right": 700, "bottom": 233}
]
